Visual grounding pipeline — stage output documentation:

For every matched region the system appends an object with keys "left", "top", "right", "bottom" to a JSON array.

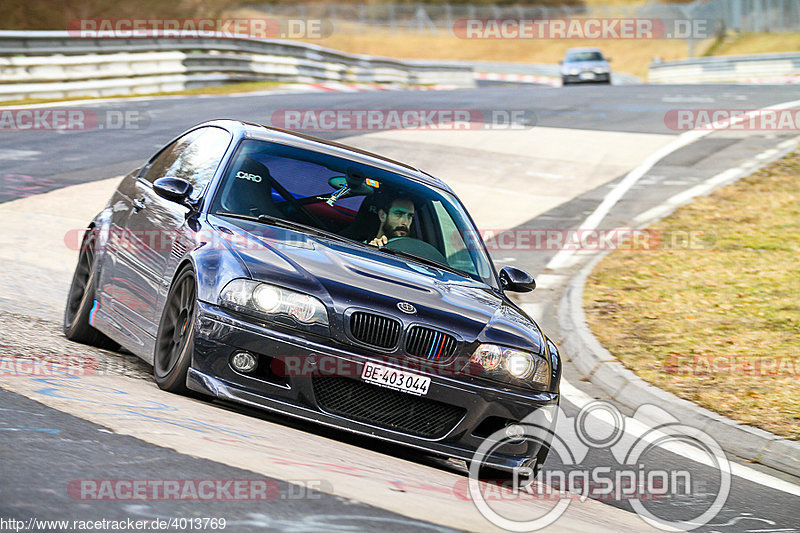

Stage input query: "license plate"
[
  {"left": 579, "top": 72, "right": 595, "bottom": 80},
  {"left": 361, "top": 362, "right": 430, "bottom": 396}
]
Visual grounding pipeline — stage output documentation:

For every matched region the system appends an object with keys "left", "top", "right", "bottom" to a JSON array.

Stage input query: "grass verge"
[{"left": 583, "top": 151, "right": 800, "bottom": 440}]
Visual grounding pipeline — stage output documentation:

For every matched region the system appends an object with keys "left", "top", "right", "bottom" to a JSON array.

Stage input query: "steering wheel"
[{"left": 384, "top": 237, "right": 448, "bottom": 265}]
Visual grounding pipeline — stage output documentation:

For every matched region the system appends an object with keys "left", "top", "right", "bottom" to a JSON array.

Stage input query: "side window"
[
  {"left": 140, "top": 128, "right": 231, "bottom": 200},
  {"left": 163, "top": 128, "right": 232, "bottom": 201},
  {"left": 140, "top": 130, "right": 200, "bottom": 184}
]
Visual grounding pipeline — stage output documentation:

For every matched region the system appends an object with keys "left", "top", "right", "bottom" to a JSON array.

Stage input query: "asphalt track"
[{"left": 1, "top": 82, "right": 799, "bottom": 532}]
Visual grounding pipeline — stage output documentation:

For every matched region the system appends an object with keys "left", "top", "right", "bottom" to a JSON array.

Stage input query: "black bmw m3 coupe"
[{"left": 64, "top": 120, "right": 561, "bottom": 475}]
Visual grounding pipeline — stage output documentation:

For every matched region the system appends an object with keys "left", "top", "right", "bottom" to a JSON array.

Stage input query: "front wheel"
[{"left": 154, "top": 265, "right": 197, "bottom": 394}]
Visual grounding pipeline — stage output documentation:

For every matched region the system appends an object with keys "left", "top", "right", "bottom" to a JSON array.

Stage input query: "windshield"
[
  {"left": 566, "top": 51, "right": 605, "bottom": 62},
  {"left": 211, "top": 139, "right": 497, "bottom": 287}
]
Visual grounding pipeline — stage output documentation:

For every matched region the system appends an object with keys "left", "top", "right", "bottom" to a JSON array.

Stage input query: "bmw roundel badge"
[{"left": 397, "top": 302, "right": 417, "bottom": 314}]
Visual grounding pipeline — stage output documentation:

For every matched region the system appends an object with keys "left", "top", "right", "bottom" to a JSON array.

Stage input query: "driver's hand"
[{"left": 368, "top": 235, "right": 388, "bottom": 247}]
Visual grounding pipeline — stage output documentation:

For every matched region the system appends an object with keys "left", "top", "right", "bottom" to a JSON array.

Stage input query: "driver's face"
[{"left": 380, "top": 199, "right": 415, "bottom": 239}]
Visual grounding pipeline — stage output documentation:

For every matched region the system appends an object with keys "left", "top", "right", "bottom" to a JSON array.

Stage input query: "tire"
[
  {"left": 153, "top": 265, "right": 197, "bottom": 394},
  {"left": 63, "top": 229, "right": 119, "bottom": 350}
]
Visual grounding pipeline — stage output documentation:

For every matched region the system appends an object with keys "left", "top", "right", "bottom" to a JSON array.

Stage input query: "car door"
[{"left": 112, "top": 127, "right": 232, "bottom": 342}]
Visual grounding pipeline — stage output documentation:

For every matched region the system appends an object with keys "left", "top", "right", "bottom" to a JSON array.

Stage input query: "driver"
[{"left": 368, "top": 194, "right": 416, "bottom": 247}]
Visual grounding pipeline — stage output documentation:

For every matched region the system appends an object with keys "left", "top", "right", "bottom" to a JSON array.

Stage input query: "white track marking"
[
  {"left": 560, "top": 378, "right": 800, "bottom": 497},
  {"left": 632, "top": 135, "right": 800, "bottom": 225},
  {"left": 546, "top": 98, "right": 800, "bottom": 270}
]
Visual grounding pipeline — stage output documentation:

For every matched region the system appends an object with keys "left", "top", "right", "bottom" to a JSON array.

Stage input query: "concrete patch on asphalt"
[
  {"left": 0, "top": 176, "right": 123, "bottom": 322},
  {"left": 345, "top": 127, "right": 675, "bottom": 229}
]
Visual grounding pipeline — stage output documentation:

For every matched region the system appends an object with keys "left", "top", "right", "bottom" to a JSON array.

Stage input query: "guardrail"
[
  {"left": 462, "top": 61, "right": 642, "bottom": 86},
  {"left": 649, "top": 52, "right": 800, "bottom": 84},
  {"left": 0, "top": 31, "right": 474, "bottom": 100}
]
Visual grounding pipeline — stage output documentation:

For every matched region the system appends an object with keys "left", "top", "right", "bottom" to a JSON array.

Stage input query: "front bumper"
[
  {"left": 562, "top": 72, "right": 611, "bottom": 84},
  {"left": 189, "top": 302, "right": 559, "bottom": 470}
]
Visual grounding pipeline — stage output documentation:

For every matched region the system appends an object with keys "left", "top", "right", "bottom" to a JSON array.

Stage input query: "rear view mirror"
[
  {"left": 153, "top": 177, "right": 193, "bottom": 205},
  {"left": 499, "top": 266, "right": 536, "bottom": 292}
]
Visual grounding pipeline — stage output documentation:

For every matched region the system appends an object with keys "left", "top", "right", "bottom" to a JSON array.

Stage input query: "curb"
[
  {"left": 559, "top": 239, "right": 800, "bottom": 479},
  {"left": 555, "top": 135, "right": 800, "bottom": 478}
]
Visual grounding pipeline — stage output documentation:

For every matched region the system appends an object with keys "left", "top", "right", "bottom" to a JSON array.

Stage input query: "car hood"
[{"left": 212, "top": 216, "right": 544, "bottom": 353}]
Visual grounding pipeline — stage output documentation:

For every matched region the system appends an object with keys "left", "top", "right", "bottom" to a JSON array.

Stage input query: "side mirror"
[
  {"left": 499, "top": 266, "right": 535, "bottom": 293},
  {"left": 606, "top": 57, "right": 612, "bottom": 62},
  {"left": 153, "top": 177, "right": 193, "bottom": 206},
  {"left": 558, "top": 60, "right": 563, "bottom": 65}
]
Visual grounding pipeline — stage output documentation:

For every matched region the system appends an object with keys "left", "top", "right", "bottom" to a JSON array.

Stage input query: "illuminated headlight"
[
  {"left": 506, "top": 350, "right": 535, "bottom": 378},
  {"left": 469, "top": 343, "right": 550, "bottom": 389},
  {"left": 219, "top": 279, "right": 328, "bottom": 326},
  {"left": 568, "top": 68, "right": 580, "bottom": 75}
]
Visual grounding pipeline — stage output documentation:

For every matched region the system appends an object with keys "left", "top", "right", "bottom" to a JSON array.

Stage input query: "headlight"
[
  {"left": 569, "top": 68, "right": 580, "bottom": 75},
  {"left": 219, "top": 279, "right": 329, "bottom": 327},
  {"left": 594, "top": 67, "right": 609, "bottom": 74},
  {"left": 469, "top": 343, "right": 550, "bottom": 389},
  {"left": 472, "top": 344, "right": 502, "bottom": 370}
]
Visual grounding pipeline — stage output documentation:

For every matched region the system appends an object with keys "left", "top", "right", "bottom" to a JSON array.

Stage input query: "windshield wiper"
[
  {"left": 214, "top": 211, "right": 354, "bottom": 245},
  {"left": 376, "top": 246, "right": 470, "bottom": 278}
]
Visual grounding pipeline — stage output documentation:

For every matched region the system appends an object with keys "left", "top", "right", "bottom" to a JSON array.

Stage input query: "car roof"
[
  {"left": 196, "top": 119, "right": 454, "bottom": 194},
  {"left": 565, "top": 47, "right": 604, "bottom": 54}
]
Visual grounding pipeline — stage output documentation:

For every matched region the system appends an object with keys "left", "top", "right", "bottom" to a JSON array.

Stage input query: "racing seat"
[
  {"left": 222, "top": 158, "right": 283, "bottom": 219},
  {"left": 339, "top": 194, "right": 382, "bottom": 242}
]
